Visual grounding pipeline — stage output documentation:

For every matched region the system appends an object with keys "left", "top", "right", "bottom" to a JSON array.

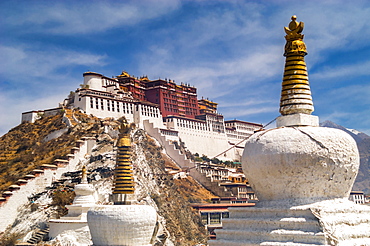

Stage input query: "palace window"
[
  {"left": 201, "top": 213, "right": 208, "bottom": 225},
  {"left": 90, "top": 98, "right": 94, "bottom": 108}
]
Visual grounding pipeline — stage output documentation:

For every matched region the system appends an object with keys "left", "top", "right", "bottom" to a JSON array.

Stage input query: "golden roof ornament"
[
  {"left": 117, "top": 71, "right": 130, "bottom": 78},
  {"left": 280, "top": 15, "right": 314, "bottom": 116},
  {"left": 140, "top": 75, "right": 150, "bottom": 81}
]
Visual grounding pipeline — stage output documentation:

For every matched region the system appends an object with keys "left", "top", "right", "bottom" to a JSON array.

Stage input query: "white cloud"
[
  {"left": 311, "top": 60, "right": 370, "bottom": 80},
  {"left": 218, "top": 98, "right": 275, "bottom": 108},
  {"left": 138, "top": 43, "right": 283, "bottom": 98},
  {"left": 221, "top": 106, "right": 276, "bottom": 119},
  {"left": 4, "top": 0, "right": 181, "bottom": 34},
  {"left": 0, "top": 45, "right": 106, "bottom": 82}
]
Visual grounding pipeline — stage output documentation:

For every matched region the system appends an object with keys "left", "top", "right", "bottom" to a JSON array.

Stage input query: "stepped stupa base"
[
  {"left": 209, "top": 199, "right": 370, "bottom": 246},
  {"left": 49, "top": 177, "right": 96, "bottom": 239},
  {"left": 49, "top": 218, "right": 90, "bottom": 239}
]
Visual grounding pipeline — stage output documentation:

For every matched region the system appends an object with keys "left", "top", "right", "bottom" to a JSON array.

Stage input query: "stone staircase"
[
  {"left": 209, "top": 207, "right": 326, "bottom": 246},
  {"left": 188, "top": 168, "right": 233, "bottom": 197},
  {"left": 143, "top": 120, "right": 192, "bottom": 169},
  {"left": 143, "top": 120, "right": 234, "bottom": 197},
  {"left": 26, "top": 226, "right": 49, "bottom": 244},
  {"left": 64, "top": 108, "right": 78, "bottom": 127}
]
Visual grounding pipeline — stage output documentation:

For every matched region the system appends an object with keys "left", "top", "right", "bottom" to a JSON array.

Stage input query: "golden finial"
[
  {"left": 285, "top": 15, "right": 304, "bottom": 35},
  {"left": 284, "top": 15, "right": 306, "bottom": 56},
  {"left": 81, "top": 165, "right": 88, "bottom": 184}
]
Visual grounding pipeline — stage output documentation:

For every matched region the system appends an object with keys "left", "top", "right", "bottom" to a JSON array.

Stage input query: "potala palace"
[{"left": 22, "top": 71, "right": 262, "bottom": 161}]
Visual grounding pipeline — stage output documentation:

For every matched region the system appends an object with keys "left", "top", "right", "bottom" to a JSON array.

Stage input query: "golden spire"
[
  {"left": 112, "top": 121, "right": 135, "bottom": 204},
  {"left": 280, "top": 15, "right": 314, "bottom": 116},
  {"left": 81, "top": 165, "right": 88, "bottom": 184}
]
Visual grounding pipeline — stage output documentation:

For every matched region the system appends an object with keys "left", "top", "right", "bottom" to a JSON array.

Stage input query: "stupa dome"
[
  {"left": 73, "top": 183, "right": 95, "bottom": 205},
  {"left": 242, "top": 126, "right": 359, "bottom": 206},
  {"left": 87, "top": 205, "right": 157, "bottom": 246}
]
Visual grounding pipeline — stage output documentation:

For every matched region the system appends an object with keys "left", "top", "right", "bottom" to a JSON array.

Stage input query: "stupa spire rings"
[{"left": 112, "top": 121, "right": 136, "bottom": 200}]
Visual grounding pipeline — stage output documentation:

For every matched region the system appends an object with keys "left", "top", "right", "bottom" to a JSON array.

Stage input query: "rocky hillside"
[
  {"left": 0, "top": 110, "right": 213, "bottom": 245},
  {"left": 320, "top": 121, "right": 370, "bottom": 194},
  {"left": 0, "top": 110, "right": 101, "bottom": 193}
]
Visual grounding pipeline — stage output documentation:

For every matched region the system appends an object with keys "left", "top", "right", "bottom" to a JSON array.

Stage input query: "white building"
[
  {"left": 349, "top": 191, "right": 366, "bottom": 204},
  {"left": 22, "top": 71, "right": 262, "bottom": 161}
]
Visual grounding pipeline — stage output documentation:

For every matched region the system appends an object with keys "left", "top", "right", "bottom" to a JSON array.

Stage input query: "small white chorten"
[
  {"left": 49, "top": 166, "right": 96, "bottom": 239},
  {"left": 87, "top": 122, "right": 157, "bottom": 246},
  {"left": 209, "top": 16, "right": 370, "bottom": 246}
]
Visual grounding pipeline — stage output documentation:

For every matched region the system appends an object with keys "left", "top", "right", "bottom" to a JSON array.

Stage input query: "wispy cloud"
[
  {"left": 222, "top": 106, "right": 276, "bottom": 119},
  {"left": 0, "top": 45, "right": 106, "bottom": 82},
  {"left": 311, "top": 60, "right": 370, "bottom": 80},
  {"left": 2, "top": 0, "right": 181, "bottom": 35},
  {"left": 218, "top": 98, "right": 276, "bottom": 108}
]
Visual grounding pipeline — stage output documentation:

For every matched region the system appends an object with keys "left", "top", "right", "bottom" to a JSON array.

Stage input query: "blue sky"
[{"left": 1, "top": 0, "right": 370, "bottom": 136}]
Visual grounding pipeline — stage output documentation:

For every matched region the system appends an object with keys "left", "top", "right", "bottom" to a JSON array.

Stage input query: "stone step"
[
  {"left": 222, "top": 218, "right": 321, "bottom": 232},
  {"left": 26, "top": 228, "right": 49, "bottom": 244},
  {"left": 214, "top": 229, "right": 325, "bottom": 245},
  {"left": 228, "top": 207, "right": 316, "bottom": 220}
]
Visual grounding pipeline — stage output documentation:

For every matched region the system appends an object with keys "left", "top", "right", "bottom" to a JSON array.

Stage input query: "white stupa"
[
  {"left": 49, "top": 165, "right": 96, "bottom": 239},
  {"left": 209, "top": 16, "right": 370, "bottom": 246},
  {"left": 87, "top": 122, "right": 157, "bottom": 246}
]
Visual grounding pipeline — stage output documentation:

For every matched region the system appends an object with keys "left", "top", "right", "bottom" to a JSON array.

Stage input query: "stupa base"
[
  {"left": 48, "top": 220, "right": 89, "bottom": 239},
  {"left": 87, "top": 205, "right": 157, "bottom": 246},
  {"left": 209, "top": 199, "right": 370, "bottom": 246}
]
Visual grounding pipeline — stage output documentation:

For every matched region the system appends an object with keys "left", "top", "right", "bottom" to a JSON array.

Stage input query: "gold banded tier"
[
  {"left": 112, "top": 124, "right": 135, "bottom": 196},
  {"left": 280, "top": 52, "right": 314, "bottom": 115}
]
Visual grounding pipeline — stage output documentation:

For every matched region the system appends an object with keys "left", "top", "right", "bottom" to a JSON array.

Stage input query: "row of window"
[
  {"left": 225, "top": 124, "right": 260, "bottom": 132},
  {"left": 201, "top": 212, "right": 229, "bottom": 225},
  {"left": 89, "top": 97, "right": 133, "bottom": 114},
  {"left": 89, "top": 97, "right": 160, "bottom": 118},
  {"left": 160, "top": 129, "right": 178, "bottom": 136},
  {"left": 164, "top": 107, "right": 179, "bottom": 113},
  {"left": 139, "top": 104, "right": 160, "bottom": 118},
  {"left": 162, "top": 92, "right": 197, "bottom": 103},
  {"left": 175, "top": 119, "right": 209, "bottom": 131}
]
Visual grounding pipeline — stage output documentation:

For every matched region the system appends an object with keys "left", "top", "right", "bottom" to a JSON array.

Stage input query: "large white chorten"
[
  {"left": 49, "top": 166, "right": 96, "bottom": 239},
  {"left": 87, "top": 122, "right": 157, "bottom": 246},
  {"left": 209, "top": 16, "right": 370, "bottom": 246}
]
